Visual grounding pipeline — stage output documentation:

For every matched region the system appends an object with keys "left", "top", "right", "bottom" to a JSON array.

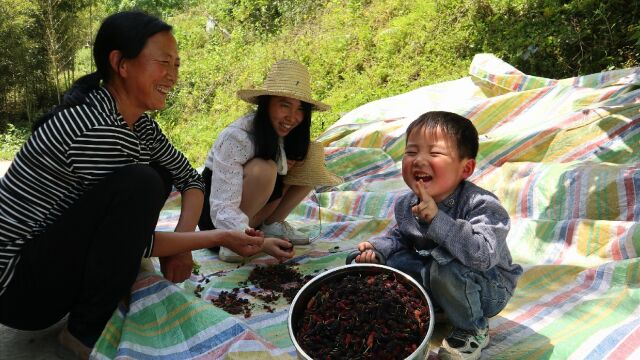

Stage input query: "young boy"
[{"left": 355, "top": 111, "right": 522, "bottom": 360}]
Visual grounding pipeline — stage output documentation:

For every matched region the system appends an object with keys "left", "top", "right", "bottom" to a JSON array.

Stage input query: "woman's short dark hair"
[
  {"left": 252, "top": 96, "right": 312, "bottom": 162},
  {"left": 406, "top": 111, "right": 479, "bottom": 159},
  {"left": 33, "top": 11, "right": 172, "bottom": 131}
]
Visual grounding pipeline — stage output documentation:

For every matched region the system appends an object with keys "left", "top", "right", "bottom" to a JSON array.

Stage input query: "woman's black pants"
[{"left": 0, "top": 163, "right": 171, "bottom": 344}]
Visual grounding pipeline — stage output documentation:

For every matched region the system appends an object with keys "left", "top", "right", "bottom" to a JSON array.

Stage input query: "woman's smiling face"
[
  {"left": 268, "top": 96, "right": 305, "bottom": 137},
  {"left": 123, "top": 31, "right": 179, "bottom": 112}
]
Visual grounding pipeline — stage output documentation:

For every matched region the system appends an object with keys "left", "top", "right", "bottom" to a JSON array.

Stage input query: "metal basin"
[{"left": 288, "top": 263, "right": 435, "bottom": 359}]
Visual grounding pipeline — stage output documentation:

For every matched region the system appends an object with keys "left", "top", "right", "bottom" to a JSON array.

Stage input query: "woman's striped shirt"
[{"left": 0, "top": 87, "right": 204, "bottom": 296}]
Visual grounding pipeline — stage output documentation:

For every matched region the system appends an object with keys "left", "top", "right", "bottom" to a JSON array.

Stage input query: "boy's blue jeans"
[{"left": 387, "top": 248, "right": 512, "bottom": 331}]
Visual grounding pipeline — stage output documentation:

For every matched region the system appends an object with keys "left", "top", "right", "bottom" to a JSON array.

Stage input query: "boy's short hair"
[{"left": 406, "top": 111, "right": 479, "bottom": 159}]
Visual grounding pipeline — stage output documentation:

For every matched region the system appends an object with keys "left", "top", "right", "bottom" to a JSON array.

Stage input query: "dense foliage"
[
  {"left": 471, "top": 0, "right": 640, "bottom": 76},
  {"left": 0, "top": 1, "right": 93, "bottom": 121},
  {"left": 1, "top": 0, "right": 638, "bottom": 162}
]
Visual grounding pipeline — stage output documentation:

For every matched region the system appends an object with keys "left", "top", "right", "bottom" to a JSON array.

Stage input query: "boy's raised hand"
[
  {"left": 412, "top": 179, "right": 438, "bottom": 222},
  {"left": 355, "top": 241, "right": 379, "bottom": 263}
]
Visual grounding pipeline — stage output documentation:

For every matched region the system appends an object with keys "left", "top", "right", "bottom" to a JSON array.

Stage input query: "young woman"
[
  {"left": 0, "top": 11, "right": 263, "bottom": 359},
  {"left": 199, "top": 59, "right": 339, "bottom": 262}
]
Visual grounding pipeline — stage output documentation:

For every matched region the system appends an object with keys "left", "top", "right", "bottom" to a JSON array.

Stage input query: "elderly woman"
[{"left": 0, "top": 11, "right": 263, "bottom": 359}]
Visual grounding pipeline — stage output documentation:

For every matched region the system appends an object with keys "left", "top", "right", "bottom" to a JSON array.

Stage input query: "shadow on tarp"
[
  {"left": 482, "top": 316, "right": 552, "bottom": 360},
  {"left": 422, "top": 316, "right": 552, "bottom": 360}
]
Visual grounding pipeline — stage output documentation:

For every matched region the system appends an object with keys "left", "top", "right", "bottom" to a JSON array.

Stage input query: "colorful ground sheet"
[{"left": 94, "top": 54, "right": 640, "bottom": 359}]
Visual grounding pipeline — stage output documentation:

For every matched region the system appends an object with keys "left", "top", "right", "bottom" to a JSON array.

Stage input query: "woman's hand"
[
  {"left": 160, "top": 252, "right": 194, "bottom": 283},
  {"left": 220, "top": 229, "right": 264, "bottom": 257},
  {"left": 287, "top": 159, "right": 297, "bottom": 169},
  {"left": 261, "top": 237, "right": 295, "bottom": 262},
  {"left": 355, "top": 242, "right": 379, "bottom": 263},
  {"left": 161, "top": 188, "right": 202, "bottom": 283}
]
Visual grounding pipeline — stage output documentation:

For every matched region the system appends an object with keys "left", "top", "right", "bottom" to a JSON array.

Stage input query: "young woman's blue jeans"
[{"left": 387, "top": 248, "right": 512, "bottom": 331}]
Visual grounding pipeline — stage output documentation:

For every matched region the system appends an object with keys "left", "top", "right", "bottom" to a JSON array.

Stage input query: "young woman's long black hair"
[
  {"left": 33, "top": 11, "right": 172, "bottom": 131},
  {"left": 252, "top": 95, "right": 312, "bottom": 162}
]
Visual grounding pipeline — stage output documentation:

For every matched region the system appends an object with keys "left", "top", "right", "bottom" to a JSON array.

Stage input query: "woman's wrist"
[
  {"left": 213, "top": 229, "right": 231, "bottom": 249},
  {"left": 259, "top": 236, "right": 270, "bottom": 251}
]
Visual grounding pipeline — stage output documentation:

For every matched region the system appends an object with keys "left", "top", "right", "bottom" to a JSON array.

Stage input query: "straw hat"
[
  {"left": 284, "top": 141, "right": 343, "bottom": 187},
  {"left": 237, "top": 59, "right": 330, "bottom": 111}
]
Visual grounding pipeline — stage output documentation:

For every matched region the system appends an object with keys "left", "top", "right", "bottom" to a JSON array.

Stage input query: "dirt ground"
[
  {"left": 0, "top": 319, "right": 67, "bottom": 360},
  {"left": 0, "top": 161, "right": 9, "bottom": 177}
]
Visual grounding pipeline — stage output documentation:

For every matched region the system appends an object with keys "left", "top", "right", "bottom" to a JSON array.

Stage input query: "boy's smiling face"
[{"left": 402, "top": 126, "right": 475, "bottom": 203}]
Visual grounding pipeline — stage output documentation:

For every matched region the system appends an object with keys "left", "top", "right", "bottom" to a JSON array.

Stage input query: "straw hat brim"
[
  {"left": 283, "top": 142, "right": 343, "bottom": 187},
  {"left": 237, "top": 89, "right": 330, "bottom": 112}
]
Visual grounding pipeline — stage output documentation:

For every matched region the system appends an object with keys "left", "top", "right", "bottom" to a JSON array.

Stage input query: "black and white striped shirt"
[{"left": 0, "top": 87, "right": 204, "bottom": 296}]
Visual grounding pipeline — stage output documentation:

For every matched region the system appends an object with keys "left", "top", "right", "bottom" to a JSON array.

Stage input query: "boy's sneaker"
[
  {"left": 438, "top": 326, "right": 489, "bottom": 360},
  {"left": 261, "top": 221, "right": 309, "bottom": 245},
  {"left": 218, "top": 246, "right": 243, "bottom": 263}
]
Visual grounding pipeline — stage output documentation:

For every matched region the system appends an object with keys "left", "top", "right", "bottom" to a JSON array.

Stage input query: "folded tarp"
[{"left": 94, "top": 54, "right": 640, "bottom": 360}]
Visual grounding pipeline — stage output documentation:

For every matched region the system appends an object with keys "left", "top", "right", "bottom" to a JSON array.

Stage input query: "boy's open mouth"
[{"left": 414, "top": 174, "right": 433, "bottom": 182}]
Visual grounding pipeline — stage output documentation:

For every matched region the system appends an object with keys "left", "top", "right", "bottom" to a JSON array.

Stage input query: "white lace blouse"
[{"left": 203, "top": 113, "right": 287, "bottom": 230}]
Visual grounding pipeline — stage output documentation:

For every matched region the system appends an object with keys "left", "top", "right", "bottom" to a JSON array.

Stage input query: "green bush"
[
  {"left": 0, "top": 124, "right": 29, "bottom": 160},
  {"left": 469, "top": 0, "right": 640, "bottom": 78}
]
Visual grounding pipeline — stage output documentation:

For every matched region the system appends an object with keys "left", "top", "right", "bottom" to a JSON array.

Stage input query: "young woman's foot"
[{"left": 261, "top": 221, "right": 309, "bottom": 245}]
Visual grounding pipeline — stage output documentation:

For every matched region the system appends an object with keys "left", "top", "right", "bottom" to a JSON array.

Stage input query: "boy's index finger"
[{"left": 415, "top": 179, "right": 428, "bottom": 202}]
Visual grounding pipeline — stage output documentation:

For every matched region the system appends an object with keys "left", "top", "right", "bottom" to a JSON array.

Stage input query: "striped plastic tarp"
[{"left": 94, "top": 54, "right": 640, "bottom": 359}]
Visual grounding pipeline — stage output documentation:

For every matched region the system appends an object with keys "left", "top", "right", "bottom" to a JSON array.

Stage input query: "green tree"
[
  {"left": 0, "top": 0, "right": 48, "bottom": 124},
  {"left": 36, "top": 0, "right": 93, "bottom": 103},
  {"left": 0, "top": 0, "right": 96, "bottom": 129}
]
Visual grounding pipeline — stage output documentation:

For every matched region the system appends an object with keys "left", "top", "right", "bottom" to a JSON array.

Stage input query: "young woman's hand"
[
  {"left": 221, "top": 230, "right": 264, "bottom": 257},
  {"left": 287, "top": 159, "right": 297, "bottom": 169},
  {"left": 261, "top": 237, "right": 295, "bottom": 262},
  {"left": 355, "top": 242, "right": 379, "bottom": 263},
  {"left": 244, "top": 227, "right": 264, "bottom": 238}
]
